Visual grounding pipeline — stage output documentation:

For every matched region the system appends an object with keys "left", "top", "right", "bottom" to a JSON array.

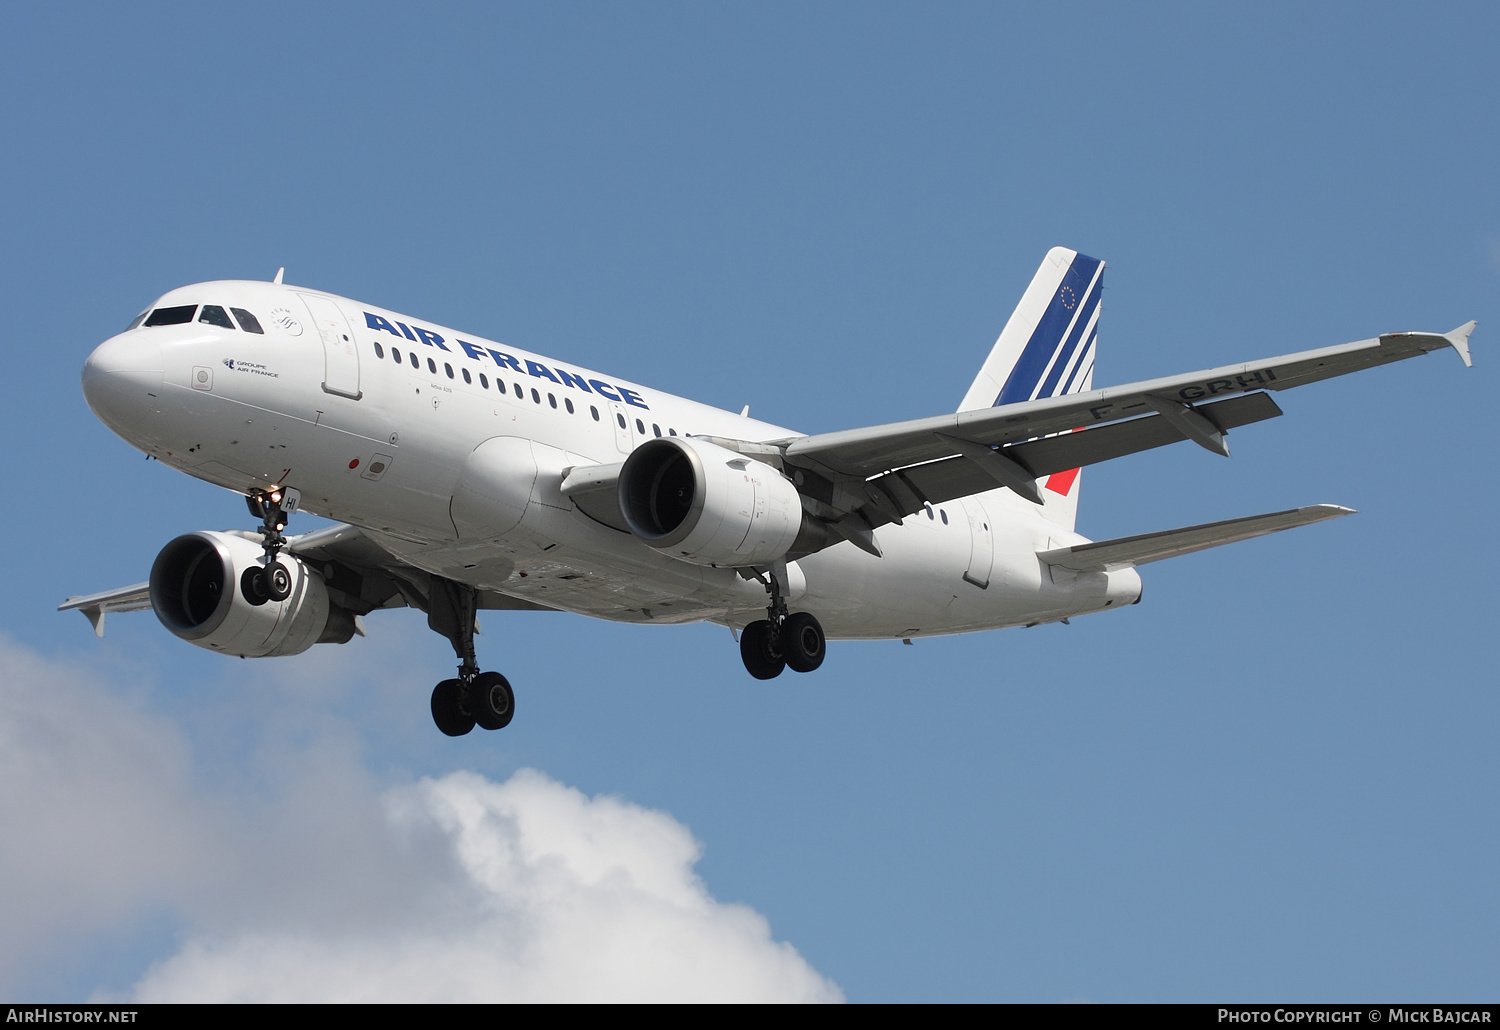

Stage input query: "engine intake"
[
  {"left": 618, "top": 437, "right": 803, "bottom": 566},
  {"left": 149, "top": 532, "right": 353, "bottom": 657}
]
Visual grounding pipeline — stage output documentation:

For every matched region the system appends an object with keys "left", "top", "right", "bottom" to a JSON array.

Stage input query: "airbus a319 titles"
[{"left": 64, "top": 249, "right": 1475, "bottom": 736}]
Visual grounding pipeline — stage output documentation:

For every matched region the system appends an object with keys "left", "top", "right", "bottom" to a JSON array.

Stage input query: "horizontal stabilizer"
[
  {"left": 58, "top": 582, "right": 151, "bottom": 637},
  {"left": 1038, "top": 504, "right": 1354, "bottom": 573}
]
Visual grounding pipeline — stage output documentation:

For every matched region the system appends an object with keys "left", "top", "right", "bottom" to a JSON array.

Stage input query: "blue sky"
[{"left": 1, "top": 1, "right": 1496, "bottom": 1002}]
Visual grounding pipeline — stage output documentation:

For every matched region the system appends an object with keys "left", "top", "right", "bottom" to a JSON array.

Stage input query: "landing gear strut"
[
  {"left": 240, "top": 486, "right": 300, "bottom": 606},
  {"left": 739, "top": 565, "right": 825, "bottom": 679},
  {"left": 428, "top": 579, "right": 514, "bottom": 737}
]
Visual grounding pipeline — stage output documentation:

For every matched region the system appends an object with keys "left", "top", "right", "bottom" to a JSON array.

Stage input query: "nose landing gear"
[
  {"left": 739, "top": 564, "right": 825, "bottom": 679},
  {"left": 240, "top": 487, "right": 300, "bottom": 606}
]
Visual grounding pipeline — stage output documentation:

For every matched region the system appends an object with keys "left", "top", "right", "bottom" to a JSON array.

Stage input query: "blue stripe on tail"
[
  {"left": 1059, "top": 325, "right": 1097, "bottom": 395},
  {"left": 994, "top": 253, "right": 1102, "bottom": 405}
]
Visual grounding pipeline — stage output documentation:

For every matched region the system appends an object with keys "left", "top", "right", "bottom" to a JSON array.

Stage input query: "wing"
[
  {"left": 59, "top": 583, "right": 151, "bottom": 637},
  {"left": 60, "top": 524, "right": 559, "bottom": 636},
  {"left": 764, "top": 322, "right": 1475, "bottom": 532},
  {"left": 285, "top": 524, "right": 559, "bottom": 614}
]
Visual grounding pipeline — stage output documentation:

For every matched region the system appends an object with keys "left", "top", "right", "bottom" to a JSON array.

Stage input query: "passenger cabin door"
[{"left": 300, "top": 294, "right": 361, "bottom": 400}]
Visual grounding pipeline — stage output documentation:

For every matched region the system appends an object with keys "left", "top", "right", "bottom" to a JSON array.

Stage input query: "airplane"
[{"left": 62, "top": 248, "right": 1475, "bottom": 736}]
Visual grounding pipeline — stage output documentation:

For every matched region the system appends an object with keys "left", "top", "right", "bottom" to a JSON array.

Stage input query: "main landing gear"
[
  {"left": 239, "top": 486, "right": 300, "bottom": 606},
  {"left": 739, "top": 565, "right": 826, "bottom": 680},
  {"left": 427, "top": 579, "right": 514, "bottom": 737}
]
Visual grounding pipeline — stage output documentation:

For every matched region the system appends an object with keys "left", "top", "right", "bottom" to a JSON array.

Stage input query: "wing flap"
[
  {"left": 869, "top": 391, "right": 1283, "bottom": 516},
  {"left": 1038, "top": 504, "right": 1354, "bottom": 573}
]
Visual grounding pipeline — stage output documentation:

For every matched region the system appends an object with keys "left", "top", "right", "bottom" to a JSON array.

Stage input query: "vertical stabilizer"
[{"left": 957, "top": 247, "right": 1104, "bottom": 530}]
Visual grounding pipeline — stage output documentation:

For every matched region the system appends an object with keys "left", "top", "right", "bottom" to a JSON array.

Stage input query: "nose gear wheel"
[{"left": 240, "top": 487, "right": 299, "bottom": 604}]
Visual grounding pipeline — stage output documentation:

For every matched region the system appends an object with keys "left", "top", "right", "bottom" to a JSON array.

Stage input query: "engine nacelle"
[
  {"left": 618, "top": 437, "right": 803, "bottom": 567},
  {"left": 149, "top": 531, "right": 354, "bottom": 657}
]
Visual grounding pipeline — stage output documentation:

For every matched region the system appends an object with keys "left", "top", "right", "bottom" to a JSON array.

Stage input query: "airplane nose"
[{"left": 82, "top": 333, "right": 163, "bottom": 435}]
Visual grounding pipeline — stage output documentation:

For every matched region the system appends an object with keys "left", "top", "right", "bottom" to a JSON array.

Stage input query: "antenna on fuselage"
[{"left": 272, "top": 267, "right": 285, "bottom": 284}]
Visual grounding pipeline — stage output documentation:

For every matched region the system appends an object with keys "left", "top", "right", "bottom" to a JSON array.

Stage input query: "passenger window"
[
  {"left": 513, "top": 382, "right": 523, "bottom": 397},
  {"left": 591, "top": 406, "right": 600, "bottom": 421},
  {"left": 531, "top": 388, "right": 541, "bottom": 404},
  {"left": 925, "top": 505, "right": 934, "bottom": 520},
  {"left": 652, "top": 424, "right": 661, "bottom": 437},
  {"left": 444, "top": 363, "right": 454, "bottom": 379},
  {"left": 126, "top": 311, "right": 148, "bottom": 331},
  {"left": 374, "top": 342, "right": 385, "bottom": 359},
  {"left": 198, "top": 305, "right": 235, "bottom": 329},
  {"left": 565, "top": 398, "right": 574, "bottom": 414},
  {"left": 617, "top": 413, "right": 626, "bottom": 429},
  {"left": 548, "top": 393, "right": 557, "bottom": 409},
  {"left": 229, "top": 308, "right": 264, "bottom": 334},
  {"left": 462, "top": 368, "right": 471, "bottom": 383},
  {"left": 636, "top": 419, "right": 645, "bottom": 434},
  {"left": 479, "top": 373, "right": 488, "bottom": 389},
  {"left": 392, "top": 347, "right": 402, "bottom": 363},
  {"left": 669, "top": 428, "right": 677, "bottom": 436},
  {"left": 427, "top": 358, "right": 436, "bottom": 373},
  {"left": 940, "top": 509, "right": 949, "bottom": 525},
  {"left": 144, "top": 305, "right": 197, "bottom": 326},
  {"left": 410, "top": 352, "right": 419, "bottom": 368}
]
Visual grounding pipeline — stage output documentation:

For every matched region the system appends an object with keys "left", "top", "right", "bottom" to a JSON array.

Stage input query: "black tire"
[
  {"left": 471, "top": 671, "right": 515, "bottom": 731},
  {"left": 240, "top": 566, "right": 270, "bottom": 606},
  {"left": 264, "top": 561, "right": 292, "bottom": 602},
  {"left": 431, "top": 678, "right": 475, "bottom": 736},
  {"left": 782, "top": 612, "right": 826, "bottom": 673},
  {"left": 740, "top": 620, "right": 786, "bottom": 679}
]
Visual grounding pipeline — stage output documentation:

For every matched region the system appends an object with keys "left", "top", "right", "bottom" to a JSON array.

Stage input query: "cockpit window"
[
  {"left": 198, "top": 305, "right": 235, "bottom": 329},
  {"left": 144, "top": 305, "right": 197, "bottom": 327},
  {"left": 230, "top": 308, "right": 264, "bottom": 334}
]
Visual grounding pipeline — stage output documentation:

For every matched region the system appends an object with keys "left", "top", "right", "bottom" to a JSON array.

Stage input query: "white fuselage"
[{"left": 82, "top": 279, "right": 1140, "bottom": 639}]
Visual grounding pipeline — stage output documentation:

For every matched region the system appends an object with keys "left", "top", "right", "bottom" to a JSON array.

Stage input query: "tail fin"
[{"left": 957, "top": 246, "right": 1104, "bottom": 530}]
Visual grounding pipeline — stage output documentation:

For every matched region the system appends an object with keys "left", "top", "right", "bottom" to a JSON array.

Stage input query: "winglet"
[
  {"left": 1445, "top": 321, "right": 1476, "bottom": 368},
  {"left": 273, "top": 267, "right": 285, "bottom": 285}
]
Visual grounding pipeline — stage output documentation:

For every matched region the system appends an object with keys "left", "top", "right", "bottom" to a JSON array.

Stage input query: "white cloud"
[
  {"left": 130, "top": 770, "right": 841, "bottom": 1002},
  {"left": 0, "top": 639, "right": 227, "bottom": 982},
  {"left": 0, "top": 637, "right": 841, "bottom": 1002}
]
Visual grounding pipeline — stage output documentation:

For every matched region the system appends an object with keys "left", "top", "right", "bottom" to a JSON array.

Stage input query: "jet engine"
[
  {"left": 618, "top": 437, "right": 803, "bottom": 567},
  {"left": 149, "top": 531, "right": 356, "bottom": 657}
]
